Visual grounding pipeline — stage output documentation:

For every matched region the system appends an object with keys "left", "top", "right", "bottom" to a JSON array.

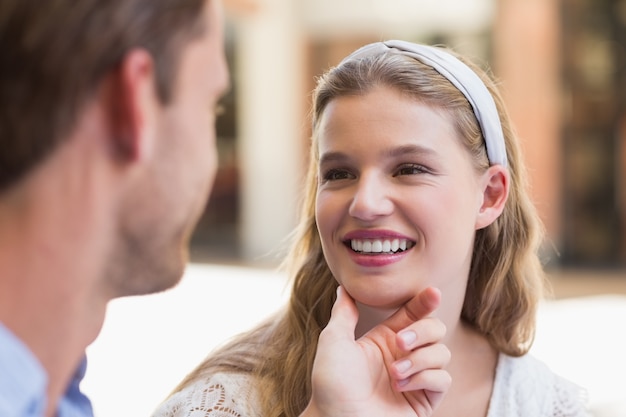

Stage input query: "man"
[{"left": 0, "top": 0, "right": 229, "bottom": 415}]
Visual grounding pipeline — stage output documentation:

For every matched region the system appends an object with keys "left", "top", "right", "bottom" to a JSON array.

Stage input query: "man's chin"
[
  {"left": 115, "top": 251, "right": 189, "bottom": 298},
  {"left": 127, "top": 267, "right": 186, "bottom": 297}
]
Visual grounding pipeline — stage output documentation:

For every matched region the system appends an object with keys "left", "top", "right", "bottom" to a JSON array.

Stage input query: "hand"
[{"left": 302, "top": 286, "right": 451, "bottom": 417}]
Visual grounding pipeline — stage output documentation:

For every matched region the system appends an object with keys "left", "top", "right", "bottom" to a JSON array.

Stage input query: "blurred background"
[
  {"left": 84, "top": 0, "right": 626, "bottom": 416},
  {"left": 194, "top": 0, "right": 626, "bottom": 273}
]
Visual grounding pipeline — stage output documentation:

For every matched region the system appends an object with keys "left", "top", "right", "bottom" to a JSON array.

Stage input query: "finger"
[
  {"left": 402, "top": 371, "right": 451, "bottom": 416},
  {"left": 394, "top": 367, "right": 452, "bottom": 395},
  {"left": 404, "top": 287, "right": 441, "bottom": 322},
  {"left": 396, "top": 317, "right": 447, "bottom": 352},
  {"left": 390, "top": 343, "right": 451, "bottom": 380},
  {"left": 383, "top": 287, "right": 442, "bottom": 333},
  {"left": 405, "top": 383, "right": 450, "bottom": 417},
  {"left": 424, "top": 386, "right": 449, "bottom": 413},
  {"left": 319, "top": 286, "right": 359, "bottom": 343}
]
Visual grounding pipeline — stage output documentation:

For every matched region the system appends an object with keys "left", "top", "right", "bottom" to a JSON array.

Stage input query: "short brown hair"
[{"left": 0, "top": 0, "right": 208, "bottom": 191}]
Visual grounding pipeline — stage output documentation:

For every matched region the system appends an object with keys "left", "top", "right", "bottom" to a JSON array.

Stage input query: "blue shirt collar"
[
  {"left": 0, "top": 322, "right": 47, "bottom": 416},
  {"left": 0, "top": 321, "right": 93, "bottom": 417}
]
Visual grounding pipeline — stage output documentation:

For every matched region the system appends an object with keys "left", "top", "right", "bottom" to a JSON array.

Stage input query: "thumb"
[
  {"left": 322, "top": 286, "right": 359, "bottom": 342},
  {"left": 383, "top": 287, "right": 441, "bottom": 333}
]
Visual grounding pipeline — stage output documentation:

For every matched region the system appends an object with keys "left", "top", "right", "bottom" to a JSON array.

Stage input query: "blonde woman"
[{"left": 153, "top": 40, "right": 589, "bottom": 417}]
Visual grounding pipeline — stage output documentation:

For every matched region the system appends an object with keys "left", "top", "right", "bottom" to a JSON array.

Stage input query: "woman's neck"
[
  {"left": 353, "top": 295, "right": 498, "bottom": 417},
  {"left": 435, "top": 322, "right": 498, "bottom": 417}
]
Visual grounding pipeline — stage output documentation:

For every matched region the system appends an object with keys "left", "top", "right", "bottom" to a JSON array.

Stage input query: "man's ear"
[
  {"left": 475, "top": 165, "right": 510, "bottom": 230},
  {"left": 105, "top": 49, "right": 158, "bottom": 162}
]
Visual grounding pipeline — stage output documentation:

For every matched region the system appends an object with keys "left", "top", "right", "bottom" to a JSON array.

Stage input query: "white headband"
[{"left": 341, "top": 40, "right": 508, "bottom": 167}]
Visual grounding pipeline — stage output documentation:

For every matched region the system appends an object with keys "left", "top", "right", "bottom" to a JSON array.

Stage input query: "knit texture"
[{"left": 153, "top": 354, "right": 590, "bottom": 417}]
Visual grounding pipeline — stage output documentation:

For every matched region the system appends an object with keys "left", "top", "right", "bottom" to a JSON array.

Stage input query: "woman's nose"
[{"left": 348, "top": 173, "right": 394, "bottom": 221}]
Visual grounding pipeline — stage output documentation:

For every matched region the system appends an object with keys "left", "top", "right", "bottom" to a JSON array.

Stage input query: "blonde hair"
[{"left": 170, "top": 46, "right": 546, "bottom": 417}]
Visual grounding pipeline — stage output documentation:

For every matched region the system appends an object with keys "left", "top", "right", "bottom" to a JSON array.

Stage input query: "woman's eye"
[
  {"left": 322, "top": 169, "right": 354, "bottom": 182},
  {"left": 395, "top": 164, "right": 429, "bottom": 176}
]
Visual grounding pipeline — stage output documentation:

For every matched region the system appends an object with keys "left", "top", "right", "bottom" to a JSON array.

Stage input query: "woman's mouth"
[{"left": 346, "top": 238, "right": 415, "bottom": 254}]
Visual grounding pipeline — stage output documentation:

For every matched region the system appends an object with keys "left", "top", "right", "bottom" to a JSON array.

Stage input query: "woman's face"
[{"left": 315, "top": 86, "right": 489, "bottom": 310}]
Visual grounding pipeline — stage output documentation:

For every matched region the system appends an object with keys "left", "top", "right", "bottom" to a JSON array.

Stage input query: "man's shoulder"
[{"left": 0, "top": 322, "right": 47, "bottom": 417}]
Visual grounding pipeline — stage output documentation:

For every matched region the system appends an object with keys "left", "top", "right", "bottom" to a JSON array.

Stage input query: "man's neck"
[
  {"left": 0, "top": 229, "right": 107, "bottom": 416},
  {"left": 0, "top": 170, "right": 110, "bottom": 417}
]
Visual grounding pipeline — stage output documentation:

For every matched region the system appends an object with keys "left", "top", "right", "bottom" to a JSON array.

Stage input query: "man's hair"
[{"left": 0, "top": 0, "right": 208, "bottom": 191}]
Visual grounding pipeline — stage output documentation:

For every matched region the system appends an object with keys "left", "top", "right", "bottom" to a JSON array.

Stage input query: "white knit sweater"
[
  {"left": 487, "top": 354, "right": 589, "bottom": 417},
  {"left": 152, "top": 353, "right": 589, "bottom": 417}
]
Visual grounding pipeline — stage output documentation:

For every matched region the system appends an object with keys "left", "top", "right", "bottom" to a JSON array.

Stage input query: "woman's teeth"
[{"left": 349, "top": 238, "right": 414, "bottom": 254}]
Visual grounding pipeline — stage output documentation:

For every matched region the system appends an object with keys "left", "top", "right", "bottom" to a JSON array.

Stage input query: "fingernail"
[
  {"left": 397, "top": 378, "right": 410, "bottom": 387},
  {"left": 395, "top": 359, "right": 411, "bottom": 373},
  {"left": 399, "top": 330, "right": 417, "bottom": 346}
]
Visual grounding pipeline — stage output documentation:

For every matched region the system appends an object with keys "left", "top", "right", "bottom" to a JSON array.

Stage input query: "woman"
[{"left": 153, "top": 40, "right": 589, "bottom": 417}]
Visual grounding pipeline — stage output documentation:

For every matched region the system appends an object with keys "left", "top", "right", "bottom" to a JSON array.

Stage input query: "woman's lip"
[
  {"left": 347, "top": 247, "right": 409, "bottom": 267},
  {"left": 343, "top": 229, "right": 414, "bottom": 240}
]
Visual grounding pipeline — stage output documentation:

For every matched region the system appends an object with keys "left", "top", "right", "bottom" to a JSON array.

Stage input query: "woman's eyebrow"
[
  {"left": 318, "top": 151, "right": 349, "bottom": 166},
  {"left": 319, "top": 144, "right": 440, "bottom": 166},
  {"left": 384, "top": 144, "right": 439, "bottom": 159}
]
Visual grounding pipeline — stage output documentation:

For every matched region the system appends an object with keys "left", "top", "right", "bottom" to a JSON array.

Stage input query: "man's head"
[
  {"left": 0, "top": 0, "right": 209, "bottom": 191},
  {"left": 0, "top": 0, "right": 229, "bottom": 297},
  {"left": 106, "top": 0, "right": 230, "bottom": 296}
]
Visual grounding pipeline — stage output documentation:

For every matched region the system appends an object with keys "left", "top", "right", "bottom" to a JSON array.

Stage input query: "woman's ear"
[
  {"left": 104, "top": 49, "right": 158, "bottom": 162},
  {"left": 475, "top": 165, "right": 510, "bottom": 230}
]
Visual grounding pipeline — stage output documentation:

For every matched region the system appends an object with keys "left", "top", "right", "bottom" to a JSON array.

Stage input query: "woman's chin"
[{"left": 349, "top": 289, "right": 413, "bottom": 311}]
